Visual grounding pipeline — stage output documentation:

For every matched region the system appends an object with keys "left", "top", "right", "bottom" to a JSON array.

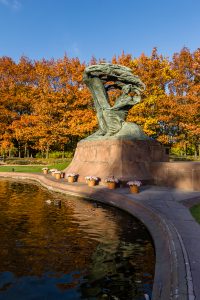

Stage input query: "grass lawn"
[
  {"left": 0, "top": 161, "right": 70, "bottom": 173},
  {"left": 190, "top": 204, "right": 200, "bottom": 224}
]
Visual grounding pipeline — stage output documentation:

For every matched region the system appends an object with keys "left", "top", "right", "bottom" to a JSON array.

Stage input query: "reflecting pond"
[{"left": 0, "top": 179, "right": 155, "bottom": 300}]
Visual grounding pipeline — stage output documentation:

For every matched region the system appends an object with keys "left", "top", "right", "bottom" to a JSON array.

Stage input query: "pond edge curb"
[{"left": 0, "top": 173, "right": 195, "bottom": 300}]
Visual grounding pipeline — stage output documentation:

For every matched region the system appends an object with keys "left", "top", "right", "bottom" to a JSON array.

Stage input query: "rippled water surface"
[{"left": 0, "top": 179, "right": 155, "bottom": 300}]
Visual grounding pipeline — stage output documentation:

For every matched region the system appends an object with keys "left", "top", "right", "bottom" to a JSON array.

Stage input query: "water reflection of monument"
[{"left": 64, "top": 63, "right": 168, "bottom": 183}]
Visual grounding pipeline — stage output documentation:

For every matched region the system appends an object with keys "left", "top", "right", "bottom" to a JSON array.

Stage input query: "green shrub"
[
  {"left": 190, "top": 204, "right": 200, "bottom": 223},
  {"left": 4, "top": 158, "right": 48, "bottom": 165},
  {"left": 35, "top": 151, "right": 74, "bottom": 159},
  {"left": 4, "top": 156, "right": 72, "bottom": 166},
  {"left": 49, "top": 151, "right": 73, "bottom": 158}
]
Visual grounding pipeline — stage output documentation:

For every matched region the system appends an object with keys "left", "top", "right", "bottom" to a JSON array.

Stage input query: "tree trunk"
[
  {"left": 24, "top": 143, "right": 27, "bottom": 158},
  {"left": 194, "top": 144, "right": 199, "bottom": 158},
  {"left": 18, "top": 142, "right": 21, "bottom": 158},
  {"left": 46, "top": 144, "right": 49, "bottom": 159},
  {"left": 184, "top": 144, "right": 187, "bottom": 156}
]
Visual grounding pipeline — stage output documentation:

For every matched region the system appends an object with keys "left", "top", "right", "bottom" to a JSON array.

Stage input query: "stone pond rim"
[{"left": 0, "top": 172, "right": 194, "bottom": 300}]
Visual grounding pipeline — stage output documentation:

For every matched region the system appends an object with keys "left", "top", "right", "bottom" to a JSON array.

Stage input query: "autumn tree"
[
  {"left": 30, "top": 56, "right": 96, "bottom": 157},
  {"left": 0, "top": 49, "right": 199, "bottom": 158},
  {"left": 112, "top": 49, "right": 175, "bottom": 140},
  {"left": 159, "top": 48, "right": 200, "bottom": 155},
  {"left": 0, "top": 57, "right": 19, "bottom": 156}
]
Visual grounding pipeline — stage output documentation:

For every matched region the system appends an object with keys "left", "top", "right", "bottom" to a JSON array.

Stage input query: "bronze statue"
[{"left": 83, "top": 63, "right": 149, "bottom": 141}]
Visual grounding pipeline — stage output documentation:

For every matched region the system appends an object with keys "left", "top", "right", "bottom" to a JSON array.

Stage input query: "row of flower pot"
[
  {"left": 42, "top": 168, "right": 64, "bottom": 179},
  {"left": 42, "top": 168, "right": 142, "bottom": 193},
  {"left": 85, "top": 176, "right": 142, "bottom": 193}
]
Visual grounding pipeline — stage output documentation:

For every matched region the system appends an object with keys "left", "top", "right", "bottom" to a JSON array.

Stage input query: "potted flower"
[
  {"left": 105, "top": 177, "right": 119, "bottom": 189},
  {"left": 49, "top": 169, "right": 58, "bottom": 176},
  {"left": 66, "top": 173, "right": 78, "bottom": 183},
  {"left": 85, "top": 176, "right": 99, "bottom": 187},
  {"left": 54, "top": 171, "right": 62, "bottom": 180},
  {"left": 42, "top": 167, "right": 49, "bottom": 175},
  {"left": 127, "top": 180, "right": 142, "bottom": 193}
]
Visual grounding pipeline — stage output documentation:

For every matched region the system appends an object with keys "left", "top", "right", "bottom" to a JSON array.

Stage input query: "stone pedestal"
[
  {"left": 150, "top": 161, "right": 200, "bottom": 191},
  {"left": 64, "top": 139, "right": 168, "bottom": 184}
]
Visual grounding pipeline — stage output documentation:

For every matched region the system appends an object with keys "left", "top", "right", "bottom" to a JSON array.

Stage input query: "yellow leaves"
[
  {"left": 143, "top": 118, "right": 158, "bottom": 136},
  {"left": 10, "top": 115, "right": 37, "bottom": 142},
  {"left": 0, "top": 140, "right": 14, "bottom": 153},
  {"left": 157, "top": 135, "right": 171, "bottom": 144},
  {"left": 63, "top": 109, "right": 97, "bottom": 137},
  {"left": 0, "top": 49, "right": 199, "bottom": 155}
]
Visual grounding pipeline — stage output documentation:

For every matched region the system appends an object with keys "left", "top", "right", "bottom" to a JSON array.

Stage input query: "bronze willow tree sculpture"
[{"left": 82, "top": 63, "right": 149, "bottom": 141}]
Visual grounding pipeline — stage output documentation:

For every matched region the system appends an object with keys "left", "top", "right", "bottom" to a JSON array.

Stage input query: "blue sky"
[{"left": 0, "top": 0, "right": 199, "bottom": 63}]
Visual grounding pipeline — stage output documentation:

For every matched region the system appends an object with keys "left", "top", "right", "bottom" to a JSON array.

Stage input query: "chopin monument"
[
  {"left": 82, "top": 63, "right": 147, "bottom": 140},
  {"left": 64, "top": 63, "right": 167, "bottom": 183}
]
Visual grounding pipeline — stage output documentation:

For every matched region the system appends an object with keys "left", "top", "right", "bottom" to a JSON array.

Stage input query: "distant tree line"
[{"left": 0, "top": 47, "right": 199, "bottom": 158}]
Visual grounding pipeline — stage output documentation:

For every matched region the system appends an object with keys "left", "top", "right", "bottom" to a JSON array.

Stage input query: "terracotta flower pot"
[
  {"left": 88, "top": 180, "right": 96, "bottom": 187},
  {"left": 130, "top": 185, "right": 139, "bottom": 193},
  {"left": 107, "top": 182, "right": 117, "bottom": 189},
  {"left": 55, "top": 173, "right": 61, "bottom": 180},
  {"left": 68, "top": 176, "right": 75, "bottom": 183},
  {"left": 43, "top": 169, "right": 48, "bottom": 175}
]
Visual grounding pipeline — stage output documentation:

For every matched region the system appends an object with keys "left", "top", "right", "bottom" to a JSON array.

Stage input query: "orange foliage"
[{"left": 0, "top": 49, "right": 199, "bottom": 157}]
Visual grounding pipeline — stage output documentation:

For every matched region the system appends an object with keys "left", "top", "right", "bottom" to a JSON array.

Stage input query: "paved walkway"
[
  {"left": 94, "top": 184, "right": 200, "bottom": 299},
  {"left": 117, "top": 185, "right": 200, "bottom": 300},
  {"left": 0, "top": 173, "right": 200, "bottom": 300}
]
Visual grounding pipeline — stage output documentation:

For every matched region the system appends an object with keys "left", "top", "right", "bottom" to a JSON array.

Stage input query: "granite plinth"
[
  {"left": 64, "top": 139, "right": 168, "bottom": 183},
  {"left": 150, "top": 161, "right": 200, "bottom": 191}
]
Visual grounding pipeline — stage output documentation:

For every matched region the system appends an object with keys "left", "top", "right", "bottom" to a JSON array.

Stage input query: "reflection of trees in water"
[
  {"left": 0, "top": 180, "right": 97, "bottom": 277},
  {"left": 0, "top": 179, "right": 155, "bottom": 299},
  {"left": 0, "top": 180, "right": 121, "bottom": 278},
  {"left": 79, "top": 210, "right": 155, "bottom": 299}
]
